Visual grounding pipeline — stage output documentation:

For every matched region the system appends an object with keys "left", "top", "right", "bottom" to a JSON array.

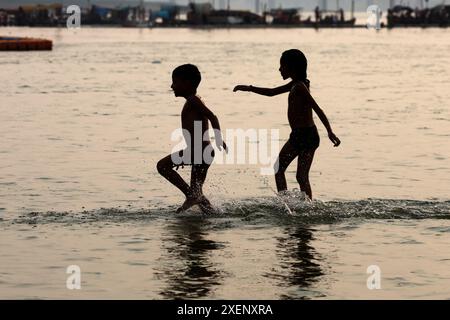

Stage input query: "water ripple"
[{"left": 8, "top": 197, "right": 450, "bottom": 226}]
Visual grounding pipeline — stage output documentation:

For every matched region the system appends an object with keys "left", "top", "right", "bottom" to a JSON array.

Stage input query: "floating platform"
[{"left": 0, "top": 37, "right": 52, "bottom": 51}]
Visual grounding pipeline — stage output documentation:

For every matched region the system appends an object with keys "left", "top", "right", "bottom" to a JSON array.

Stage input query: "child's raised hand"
[
  {"left": 222, "top": 141, "right": 228, "bottom": 153},
  {"left": 233, "top": 85, "right": 250, "bottom": 92},
  {"left": 217, "top": 140, "right": 228, "bottom": 153},
  {"left": 328, "top": 132, "right": 341, "bottom": 147}
]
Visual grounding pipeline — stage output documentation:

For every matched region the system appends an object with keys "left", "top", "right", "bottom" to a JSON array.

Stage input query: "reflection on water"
[
  {"left": 156, "top": 216, "right": 325, "bottom": 299},
  {"left": 266, "top": 225, "right": 325, "bottom": 299},
  {"left": 156, "top": 216, "right": 225, "bottom": 299},
  {"left": 1, "top": 27, "right": 449, "bottom": 299}
]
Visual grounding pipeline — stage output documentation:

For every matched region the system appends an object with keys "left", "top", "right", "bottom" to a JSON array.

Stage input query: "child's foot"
[
  {"left": 198, "top": 196, "right": 216, "bottom": 214},
  {"left": 176, "top": 197, "right": 199, "bottom": 213},
  {"left": 176, "top": 195, "right": 216, "bottom": 214},
  {"left": 176, "top": 195, "right": 208, "bottom": 213}
]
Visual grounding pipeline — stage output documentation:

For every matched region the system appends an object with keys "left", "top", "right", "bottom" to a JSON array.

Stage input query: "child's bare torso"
[
  {"left": 181, "top": 97, "right": 211, "bottom": 150},
  {"left": 287, "top": 82, "right": 315, "bottom": 129}
]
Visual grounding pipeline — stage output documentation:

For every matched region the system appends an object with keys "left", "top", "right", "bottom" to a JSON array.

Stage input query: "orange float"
[{"left": 0, "top": 37, "right": 52, "bottom": 51}]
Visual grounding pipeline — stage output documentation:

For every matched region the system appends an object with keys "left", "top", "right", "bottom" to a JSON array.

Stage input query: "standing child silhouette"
[
  {"left": 157, "top": 64, "right": 227, "bottom": 213},
  {"left": 234, "top": 49, "right": 340, "bottom": 200}
]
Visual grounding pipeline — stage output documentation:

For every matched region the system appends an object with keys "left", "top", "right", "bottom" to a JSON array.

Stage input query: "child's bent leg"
[
  {"left": 190, "top": 164, "right": 210, "bottom": 198},
  {"left": 191, "top": 164, "right": 216, "bottom": 213},
  {"left": 176, "top": 164, "right": 212, "bottom": 213},
  {"left": 296, "top": 150, "right": 315, "bottom": 199},
  {"left": 274, "top": 141, "right": 299, "bottom": 192},
  {"left": 156, "top": 154, "right": 191, "bottom": 198}
]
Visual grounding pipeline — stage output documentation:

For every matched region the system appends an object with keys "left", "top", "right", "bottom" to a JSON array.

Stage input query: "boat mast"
[{"left": 351, "top": 0, "right": 354, "bottom": 19}]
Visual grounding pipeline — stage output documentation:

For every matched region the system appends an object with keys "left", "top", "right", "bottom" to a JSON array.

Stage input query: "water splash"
[{"left": 7, "top": 197, "right": 450, "bottom": 226}]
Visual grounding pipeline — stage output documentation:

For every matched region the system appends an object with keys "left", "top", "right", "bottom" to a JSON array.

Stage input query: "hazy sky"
[{"left": 0, "top": 0, "right": 445, "bottom": 11}]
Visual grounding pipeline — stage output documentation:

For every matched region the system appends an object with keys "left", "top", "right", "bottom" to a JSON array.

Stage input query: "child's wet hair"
[
  {"left": 172, "top": 64, "right": 201, "bottom": 88},
  {"left": 281, "top": 49, "right": 310, "bottom": 88}
]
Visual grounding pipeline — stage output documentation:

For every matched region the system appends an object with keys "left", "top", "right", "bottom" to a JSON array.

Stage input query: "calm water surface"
[{"left": 0, "top": 27, "right": 449, "bottom": 299}]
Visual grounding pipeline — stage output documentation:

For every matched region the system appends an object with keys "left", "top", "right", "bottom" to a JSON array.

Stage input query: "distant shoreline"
[
  {"left": 2, "top": 24, "right": 449, "bottom": 29},
  {"left": 1, "top": 24, "right": 373, "bottom": 29},
  {"left": 3, "top": 23, "right": 370, "bottom": 29}
]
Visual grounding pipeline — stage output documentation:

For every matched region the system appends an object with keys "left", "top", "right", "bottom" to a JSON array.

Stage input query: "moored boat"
[{"left": 0, "top": 36, "right": 52, "bottom": 51}]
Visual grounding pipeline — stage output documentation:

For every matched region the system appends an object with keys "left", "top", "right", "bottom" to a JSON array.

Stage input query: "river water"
[{"left": 0, "top": 27, "right": 449, "bottom": 299}]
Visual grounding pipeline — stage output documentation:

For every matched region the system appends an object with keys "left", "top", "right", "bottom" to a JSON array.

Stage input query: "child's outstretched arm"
[
  {"left": 295, "top": 83, "right": 341, "bottom": 147},
  {"left": 233, "top": 81, "right": 293, "bottom": 97},
  {"left": 190, "top": 97, "right": 228, "bottom": 152}
]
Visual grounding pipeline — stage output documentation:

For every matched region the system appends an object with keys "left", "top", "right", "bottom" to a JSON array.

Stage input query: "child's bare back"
[
  {"left": 287, "top": 81, "right": 315, "bottom": 129},
  {"left": 181, "top": 95, "right": 213, "bottom": 156},
  {"left": 233, "top": 49, "right": 340, "bottom": 200}
]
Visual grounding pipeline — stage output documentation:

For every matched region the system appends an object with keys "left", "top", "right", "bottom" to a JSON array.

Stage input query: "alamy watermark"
[
  {"left": 366, "top": 5, "right": 382, "bottom": 30},
  {"left": 366, "top": 265, "right": 381, "bottom": 290},
  {"left": 170, "top": 121, "right": 280, "bottom": 175},
  {"left": 66, "top": 5, "right": 81, "bottom": 29},
  {"left": 66, "top": 265, "right": 81, "bottom": 290}
]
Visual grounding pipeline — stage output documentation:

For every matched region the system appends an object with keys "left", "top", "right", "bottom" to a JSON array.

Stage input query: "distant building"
[
  {"left": 387, "top": 4, "right": 450, "bottom": 27},
  {"left": 187, "top": 2, "right": 264, "bottom": 25}
]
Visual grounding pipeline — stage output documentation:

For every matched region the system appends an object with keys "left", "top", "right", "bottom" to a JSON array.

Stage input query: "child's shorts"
[
  {"left": 289, "top": 125, "right": 320, "bottom": 152},
  {"left": 172, "top": 148, "right": 215, "bottom": 170}
]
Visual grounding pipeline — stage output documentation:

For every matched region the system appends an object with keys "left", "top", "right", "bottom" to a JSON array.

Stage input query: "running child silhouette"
[
  {"left": 157, "top": 64, "right": 227, "bottom": 213},
  {"left": 234, "top": 49, "right": 340, "bottom": 200}
]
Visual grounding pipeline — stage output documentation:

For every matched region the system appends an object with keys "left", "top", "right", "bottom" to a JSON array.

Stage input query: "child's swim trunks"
[
  {"left": 289, "top": 125, "right": 320, "bottom": 151},
  {"left": 172, "top": 147, "right": 215, "bottom": 170}
]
